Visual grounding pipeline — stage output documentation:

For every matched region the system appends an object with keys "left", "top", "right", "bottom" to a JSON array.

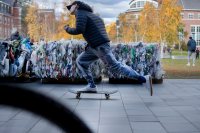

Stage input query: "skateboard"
[{"left": 68, "top": 89, "right": 118, "bottom": 100}]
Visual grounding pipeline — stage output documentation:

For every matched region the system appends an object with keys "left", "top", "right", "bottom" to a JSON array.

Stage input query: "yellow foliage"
[
  {"left": 158, "top": 0, "right": 182, "bottom": 44},
  {"left": 26, "top": 4, "right": 57, "bottom": 41},
  {"left": 26, "top": 2, "right": 83, "bottom": 42},
  {"left": 139, "top": 2, "right": 159, "bottom": 42},
  {"left": 118, "top": 13, "right": 138, "bottom": 43},
  {"left": 25, "top": 4, "right": 41, "bottom": 41},
  {"left": 54, "top": 13, "right": 83, "bottom": 40},
  {"left": 106, "top": 22, "right": 117, "bottom": 42},
  {"left": 110, "top": 0, "right": 182, "bottom": 44}
]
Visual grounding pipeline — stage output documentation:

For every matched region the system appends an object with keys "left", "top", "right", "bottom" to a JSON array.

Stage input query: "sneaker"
[
  {"left": 78, "top": 84, "right": 97, "bottom": 92},
  {"left": 144, "top": 75, "right": 153, "bottom": 96},
  {"left": 186, "top": 63, "right": 190, "bottom": 66}
]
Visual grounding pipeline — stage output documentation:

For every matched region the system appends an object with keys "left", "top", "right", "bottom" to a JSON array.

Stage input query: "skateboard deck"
[{"left": 68, "top": 89, "right": 118, "bottom": 99}]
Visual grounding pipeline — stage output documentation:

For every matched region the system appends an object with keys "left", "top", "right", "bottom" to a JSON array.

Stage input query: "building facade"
[
  {"left": 126, "top": 0, "right": 158, "bottom": 19},
  {"left": 38, "top": 9, "right": 56, "bottom": 41},
  {"left": 179, "top": 0, "right": 200, "bottom": 45},
  {"left": 0, "top": 0, "right": 21, "bottom": 40},
  {"left": 126, "top": 0, "right": 200, "bottom": 45}
]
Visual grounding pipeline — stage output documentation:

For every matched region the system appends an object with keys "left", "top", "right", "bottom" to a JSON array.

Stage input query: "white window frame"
[
  {"left": 188, "top": 13, "right": 194, "bottom": 19},
  {"left": 141, "top": 1, "right": 145, "bottom": 7},
  {"left": 181, "top": 13, "right": 184, "bottom": 19},
  {"left": 132, "top": 2, "right": 136, "bottom": 8},
  {"left": 130, "top": 0, "right": 158, "bottom": 9},
  {"left": 191, "top": 25, "right": 200, "bottom": 46},
  {"left": 137, "top": 1, "right": 141, "bottom": 8}
]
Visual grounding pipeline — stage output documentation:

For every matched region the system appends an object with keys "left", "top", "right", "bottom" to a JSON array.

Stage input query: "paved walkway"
[{"left": 0, "top": 79, "right": 200, "bottom": 133}]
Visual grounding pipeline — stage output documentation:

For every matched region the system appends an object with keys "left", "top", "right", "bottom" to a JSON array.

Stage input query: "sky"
[{"left": 35, "top": 0, "right": 131, "bottom": 24}]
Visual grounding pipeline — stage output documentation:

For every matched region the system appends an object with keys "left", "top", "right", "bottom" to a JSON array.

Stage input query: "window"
[
  {"left": 0, "top": 16, "right": 2, "bottom": 24},
  {"left": 7, "top": 28, "right": 10, "bottom": 37},
  {"left": 198, "top": 14, "right": 200, "bottom": 19},
  {"left": 181, "top": 13, "right": 184, "bottom": 19},
  {"left": 7, "top": 5, "right": 9, "bottom": 13},
  {"left": 0, "top": 3, "right": 2, "bottom": 12},
  {"left": 131, "top": 2, "right": 136, "bottom": 8},
  {"left": 191, "top": 26, "right": 196, "bottom": 42},
  {"left": 0, "top": 27, "right": 2, "bottom": 38},
  {"left": 8, "top": 28, "right": 11, "bottom": 36},
  {"left": 9, "top": 6, "right": 11, "bottom": 14},
  {"left": 0, "top": 3, "right": 3, "bottom": 12},
  {"left": 3, "top": 4, "right": 5, "bottom": 13},
  {"left": 4, "top": 17, "right": 6, "bottom": 24},
  {"left": 197, "top": 26, "right": 200, "bottom": 46},
  {"left": 191, "top": 26, "right": 200, "bottom": 46},
  {"left": 7, "top": 18, "right": 9, "bottom": 25},
  {"left": 137, "top": 1, "right": 141, "bottom": 8},
  {"left": 188, "top": 13, "right": 194, "bottom": 19},
  {"left": 141, "top": 1, "right": 145, "bottom": 7}
]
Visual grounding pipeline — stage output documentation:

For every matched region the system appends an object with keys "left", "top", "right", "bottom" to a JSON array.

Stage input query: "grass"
[
  {"left": 171, "top": 50, "right": 188, "bottom": 56},
  {"left": 161, "top": 59, "right": 200, "bottom": 79}
]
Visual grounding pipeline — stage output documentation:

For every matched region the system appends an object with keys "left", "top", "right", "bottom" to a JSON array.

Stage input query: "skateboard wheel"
[
  {"left": 105, "top": 94, "right": 110, "bottom": 100},
  {"left": 76, "top": 93, "right": 81, "bottom": 99}
]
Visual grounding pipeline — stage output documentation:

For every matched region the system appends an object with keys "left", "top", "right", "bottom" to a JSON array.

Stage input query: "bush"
[
  {"left": 181, "top": 41, "right": 187, "bottom": 51},
  {"left": 174, "top": 44, "right": 179, "bottom": 49},
  {"left": 174, "top": 41, "right": 187, "bottom": 51}
]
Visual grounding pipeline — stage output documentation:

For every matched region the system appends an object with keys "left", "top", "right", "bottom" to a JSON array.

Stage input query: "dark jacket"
[
  {"left": 65, "top": 1, "right": 110, "bottom": 48},
  {"left": 187, "top": 39, "right": 196, "bottom": 52}
]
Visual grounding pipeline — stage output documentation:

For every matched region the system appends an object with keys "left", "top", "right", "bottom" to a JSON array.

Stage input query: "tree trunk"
[
  {"left": 160, "top": 42, "right": 164, "bottom": 58},
  {"left": 179, "top": 41, "right": 181, "bottom": 51}
]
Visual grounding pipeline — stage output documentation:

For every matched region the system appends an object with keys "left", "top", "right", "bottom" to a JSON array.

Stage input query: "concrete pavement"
[{"left": 0, "top": 79, "right": 200, "bottom": 133}]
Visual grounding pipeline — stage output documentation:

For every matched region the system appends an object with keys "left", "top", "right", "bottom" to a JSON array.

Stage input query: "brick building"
[
  {"left": 38, "top": 9, "right": 56, "bottom": 40},
  {"left": 0, "top": 0, "right": 21, "bottom": 40},
  {"left": 125, "top": 0, "right": 200, "bottom": 45},
  {"left": 179, "top": 0, "right": 200, "bottom": 45}
]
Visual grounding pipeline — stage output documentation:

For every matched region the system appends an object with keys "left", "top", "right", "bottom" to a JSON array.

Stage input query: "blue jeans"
[{"left": 76, "top": 43, "right": 143, "bottom": 87}]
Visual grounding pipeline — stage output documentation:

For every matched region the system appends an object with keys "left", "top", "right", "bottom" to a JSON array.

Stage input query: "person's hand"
[{"left": 64, "top": 25, "right": 69, "bottom": 30}]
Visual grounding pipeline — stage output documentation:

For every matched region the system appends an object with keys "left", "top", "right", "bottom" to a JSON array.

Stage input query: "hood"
[{"left": 67, "top": 1, "right": 93, "bottom": 13}]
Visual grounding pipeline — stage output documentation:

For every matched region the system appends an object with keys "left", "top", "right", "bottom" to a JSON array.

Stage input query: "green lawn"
[
  {"left": 161, "top": 59, "right": 200, "bottom": 79},
  {"left": 171, "top": 50, "right": 188, "bottom": 56}
]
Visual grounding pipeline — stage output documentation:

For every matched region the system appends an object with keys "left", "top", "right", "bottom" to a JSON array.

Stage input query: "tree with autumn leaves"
[
  {"left": 158, "top": 0, "right": 182, "bottom": 45},
  {"left": 25, "top": 0, "right": 182, "bottom": 45},
  {"left": 25, "top": 4, "right": 41, "bottom": 41},
  {"left": 25, "top": 0, "right": 82, "bottom": 42},
  {"left": 138, "top": 2, "right": 159, "bottom": 42},
  {"left": 25, "top": 4, "right": 56, "bottom": 41},
  {"left": 106, "top": 22, "right": 117, "bottom": 42},
  {"left": 107, "top": 0, "right": 182, "bottom": 46}
]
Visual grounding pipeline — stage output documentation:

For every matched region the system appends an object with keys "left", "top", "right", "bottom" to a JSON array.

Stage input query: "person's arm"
[{"left": 65, "top": 12, "right": 87, "bottom": 35}]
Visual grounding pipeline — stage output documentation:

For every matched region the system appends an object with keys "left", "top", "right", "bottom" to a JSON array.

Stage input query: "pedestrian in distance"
[
  {"left": 64, "top": 1, "right": 153, "bottom": 95},
  {"left": 187, "top": 36, "right": 196, "bottom": 67},
  {"left": 196, "top": 48, "right": 199, "bottom": 59}
]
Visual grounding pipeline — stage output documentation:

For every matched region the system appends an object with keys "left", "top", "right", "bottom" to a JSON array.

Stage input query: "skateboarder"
[{"left": 64, "top": 1, "right": 153, "bottom": 95}]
